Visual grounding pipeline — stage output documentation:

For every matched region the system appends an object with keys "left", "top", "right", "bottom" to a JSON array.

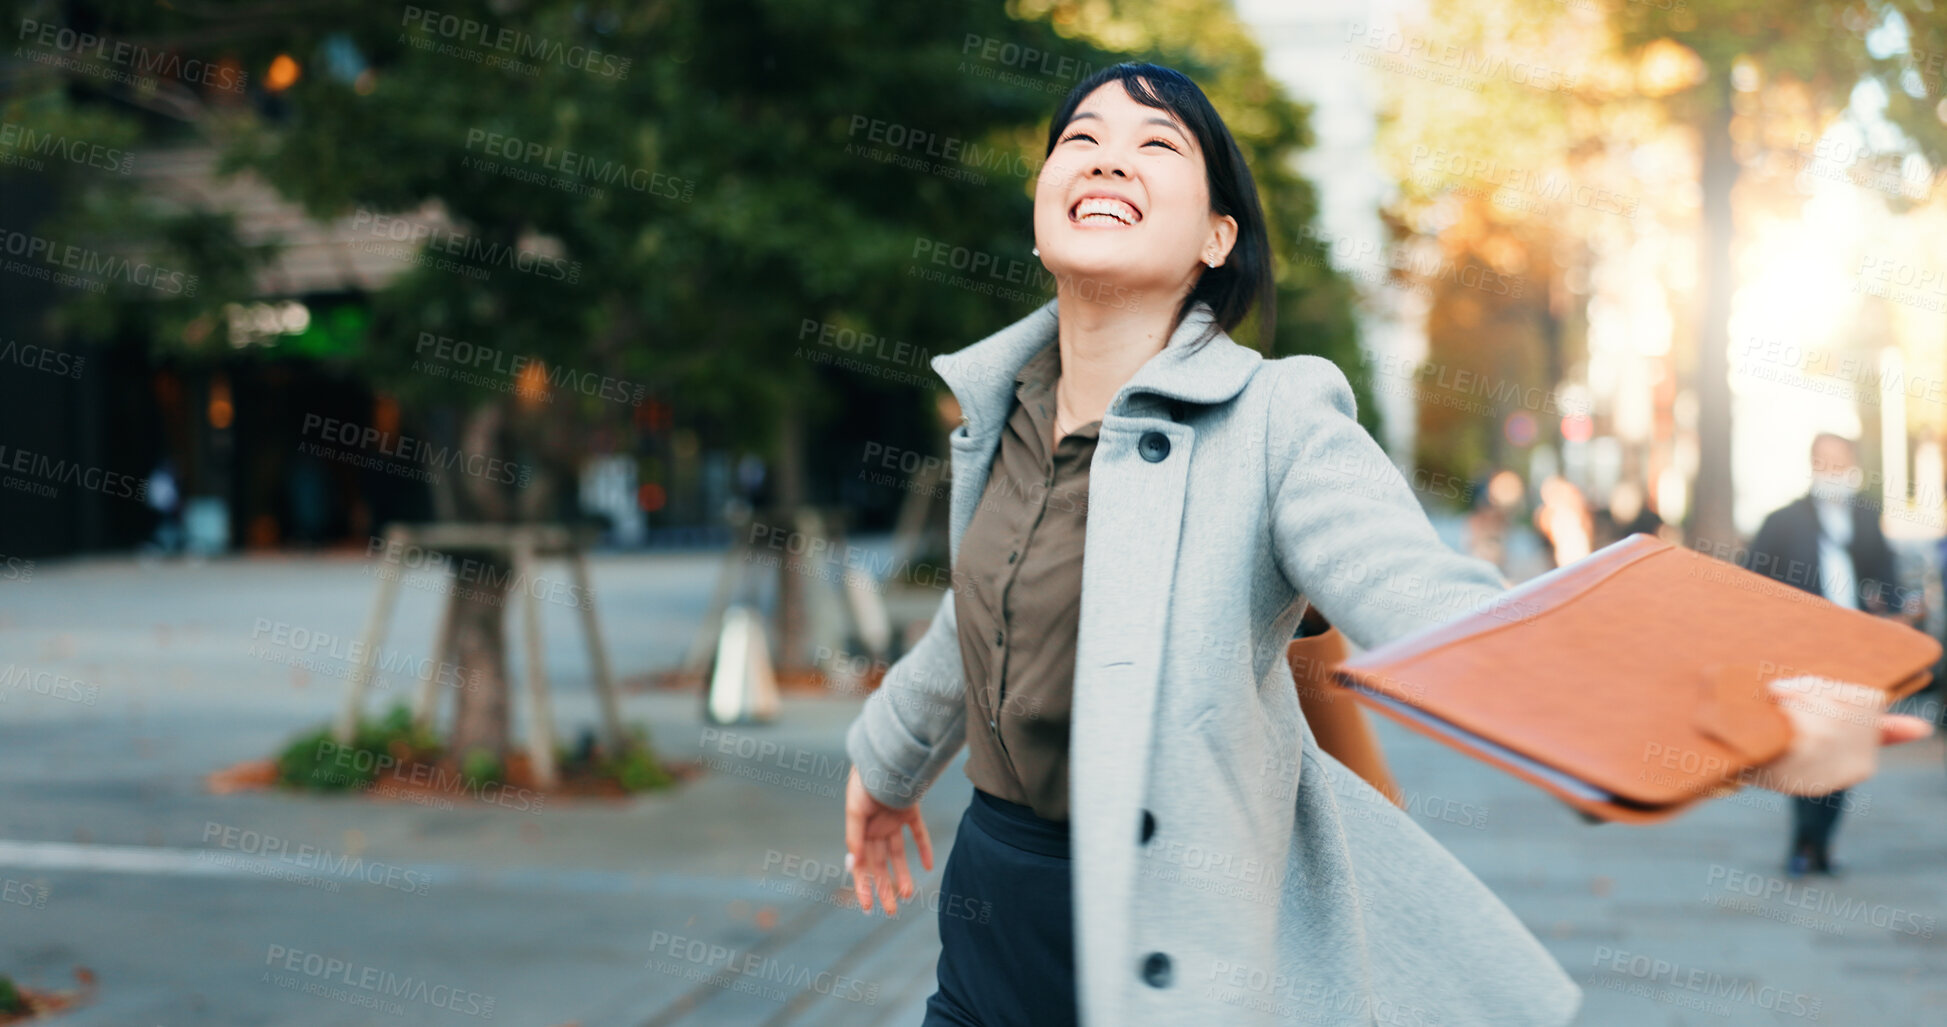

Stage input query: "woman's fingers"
[
  {"left": 850, "top": 817, "right": 934, "bottom": 917},
  {"left": 1750, "top": 677, "right": 1882, "bottom": 796},
  {"left": 873, "top": 831, "right": 901, "bottom": 916},
  {"left": 843, "top": 808, "right": 865, "bottom": 877},
  {"left": 1766, "top": 675, "right": 1885, "bottom": 714},
  {"left": 842, "top": 768, "right": 931, "bottom": 918},
  {"left": 851, "top": 826, "right": 906, "bottom": 917},
  {"left": 1880, "top": 712, "right": 1936, "bottom": 746},
  {"left": 887, "top": 830, "right": 915, "bottom": 904},
  {"left": 908, "top": 810, "right": 935, "bottom": 873},
  {"left": 844, "top": 853, "right": 868, "bottom": 915},
  {"left": 844, "top": 774, "right": 872, "bottom": 912},
  {"left": 883, "top": 830, "right": 911, "bottom": 914},
  {"left": 855, "top": 837, "right": 883, "bottom": 913}
]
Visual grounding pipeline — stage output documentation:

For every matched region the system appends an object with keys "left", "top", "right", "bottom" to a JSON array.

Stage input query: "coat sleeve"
[
  {"left": 1741, "top": 507, "right": 1795, "bottom": 585},
  {"left": 842, "top": 586, "right": 969, "bottom": 808},
  {"left": 1264, "top": 355, "right": 1515, "bottom": 652},
  {"left": 1854, "top": 511, "right": 1901, "bottom": 615}
]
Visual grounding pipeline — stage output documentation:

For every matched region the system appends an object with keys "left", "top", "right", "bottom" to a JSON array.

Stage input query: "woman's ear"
[{"left": 1203, "top": 214, "right": 1239, "bottom": 268}]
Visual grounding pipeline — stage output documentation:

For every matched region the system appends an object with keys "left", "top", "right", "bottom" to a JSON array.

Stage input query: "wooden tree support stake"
[{"left": 337, "top": 523, "right": 623, "bottom": 792}]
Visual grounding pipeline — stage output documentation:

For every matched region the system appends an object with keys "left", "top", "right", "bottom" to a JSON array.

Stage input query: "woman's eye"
[
  {"left": 1144, "top": 138, "right": 1181, "bottom": 152},
  {"left": 1059, "top": 132, "right": 1096, "bottom": 145}
]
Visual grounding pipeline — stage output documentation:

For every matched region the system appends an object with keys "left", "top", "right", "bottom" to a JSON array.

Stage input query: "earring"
[
  {"left": 1032, "top": 246, "right": 1040, "bottom": 257},
  {"left": 1205, "top": 258, "right": 1218, "bottom": 268}
]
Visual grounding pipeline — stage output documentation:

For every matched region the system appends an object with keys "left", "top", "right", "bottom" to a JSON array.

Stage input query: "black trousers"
[
  {"left": 921, "top": 788, "right": 1078, "bottom": 1027},
  {"left": 1790, "top": 789, "right": 1847, "bottom": 856}
]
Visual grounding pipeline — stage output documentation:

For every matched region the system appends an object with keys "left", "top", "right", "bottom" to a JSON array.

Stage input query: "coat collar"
[{"left": 930, "top": 298, "right": 1263, "bottom": 436}]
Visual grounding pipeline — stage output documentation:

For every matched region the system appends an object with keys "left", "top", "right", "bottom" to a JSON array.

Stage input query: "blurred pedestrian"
[
  {"left": 1465, "top": 469, "right": 1511, "bottom": 570},
  {"left": 1745, "top": 432, "right": 1908, "bottom": 876},
  {"left": 734, "top": 452, "right": 769, "bottom": 509},
  {"left": 1466, "top": 468, "right": 1531, "bottom": 578},
  {"left": 1594, "top": 478, "right": 1664, "bottom": 547},
  {"left": 145, "top": 457, "right": 183, "bottom": 555},
  {"left": 285, "top": 453, "right": 330, "bottom": 547},
  {"left": 1534, "top": 474, "right": 1593, "bottom": 566}
]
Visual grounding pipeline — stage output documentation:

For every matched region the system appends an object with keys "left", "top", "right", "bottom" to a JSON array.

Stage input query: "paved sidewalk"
[{"left": 1, "top": 551, "right": 1944, "bottom": 1025}]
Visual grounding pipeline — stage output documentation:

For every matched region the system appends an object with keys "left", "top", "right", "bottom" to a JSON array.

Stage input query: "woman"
[{"left": 841, "top": 62, "right": 1930, "bottom": 1027}]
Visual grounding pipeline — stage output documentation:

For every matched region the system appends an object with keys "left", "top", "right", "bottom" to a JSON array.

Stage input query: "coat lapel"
[
  {"left": 935, "top": 300, "right": 1060, "bottom": 570},
  {"left": 933, "top": 299, "right": 1262, "bottom": 564}
]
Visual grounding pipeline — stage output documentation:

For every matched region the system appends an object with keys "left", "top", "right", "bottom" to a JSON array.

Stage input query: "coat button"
[
  {"left": 1141, "top": 951, "right": 1173, "bottom": 988},
  {"left": 1138, "top": 431, "right": 1170, "bottom": 462},
  {"left": 1139, "top": 809, "right": 1156, "bottom": 844}
]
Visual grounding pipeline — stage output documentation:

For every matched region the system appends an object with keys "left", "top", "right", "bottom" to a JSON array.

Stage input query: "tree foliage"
[{"left": 9, "top": 0, "right": 1371, "bottom": 449}]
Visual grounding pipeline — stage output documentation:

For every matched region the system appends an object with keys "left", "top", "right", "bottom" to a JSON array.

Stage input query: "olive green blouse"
[{"left": 952, "top": 337, "right": 1098, "bottom": 822}]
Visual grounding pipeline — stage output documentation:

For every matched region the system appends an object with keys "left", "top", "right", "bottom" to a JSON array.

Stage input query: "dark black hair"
[{"left": 1043, "top": 62, "right": 1274, "bottom": 350}]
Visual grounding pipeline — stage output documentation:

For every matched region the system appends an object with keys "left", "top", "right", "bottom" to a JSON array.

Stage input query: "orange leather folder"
[{"left": 1331, "top": 533, "right": 1941, "bottom": 823}]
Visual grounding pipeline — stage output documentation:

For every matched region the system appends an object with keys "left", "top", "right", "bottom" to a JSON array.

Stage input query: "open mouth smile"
[{"left": 1069, "top": 195, "right": 1142, "bottom": 228}]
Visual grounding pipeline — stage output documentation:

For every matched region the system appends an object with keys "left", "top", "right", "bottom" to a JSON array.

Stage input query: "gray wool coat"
[{"left": 844, "top": 298, "right": 1583, "bottom": 1026}]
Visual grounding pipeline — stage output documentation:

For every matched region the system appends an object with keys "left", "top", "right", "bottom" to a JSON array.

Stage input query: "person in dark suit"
[{"left": 1744, "top": 432, "right": 1908, "bottom": 876}]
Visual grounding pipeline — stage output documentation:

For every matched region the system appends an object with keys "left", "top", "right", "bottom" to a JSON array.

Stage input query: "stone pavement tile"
[
  {"left": 7, "top": 867, "right": 689, "bottom": 1026},
  {"left": 605, "top": 768, "right": 971, "bottom": 1027},
  {"left": 586, "top": 783, "right": 966, "bottom": 1026},
  {"left": 772, "top": 857, "right": 956, "bottom": 1027},
  {"left": 1381, "top": 716, "right": 1947, "bottom": 1027}
]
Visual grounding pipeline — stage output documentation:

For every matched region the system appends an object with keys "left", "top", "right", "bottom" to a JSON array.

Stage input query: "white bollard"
[{"left": 705, "top": 604, "right": 780, "bottom": 724}]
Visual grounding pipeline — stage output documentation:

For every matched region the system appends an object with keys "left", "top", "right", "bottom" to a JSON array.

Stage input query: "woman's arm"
[
  {"left": 1263, "top": 355, "right": 1511, "bottom": 651},
  {"left": 1261, "top": 355, "right": 1933, "bottom": 796},
  {"left": 842, "top": 587, "right": 965, "bottom": 916},
  {"left": 842, "top": 585, "right": 969, "bottom": 808}
]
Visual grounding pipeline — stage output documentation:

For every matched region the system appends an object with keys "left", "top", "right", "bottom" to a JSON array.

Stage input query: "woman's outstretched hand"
[
  {"left": 1743, "top": 677, "right": 1935, "bottom": 796},
  {"left": 844, "top": 765, "right": 934, "bottom": 917}
]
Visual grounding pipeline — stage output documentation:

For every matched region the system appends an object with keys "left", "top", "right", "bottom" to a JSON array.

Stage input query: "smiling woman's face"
[{"left": 1033, "top": 80, "right": 1236, "bottom": 308}]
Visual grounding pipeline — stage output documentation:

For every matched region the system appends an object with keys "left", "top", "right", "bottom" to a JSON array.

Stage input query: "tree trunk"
[
  {"left": 436, "top": 401, "right": 519, "bottom": 760},
  {"left": 774, "top": 390, "right": 809, "bottom": 672},
  {"left": 448, "top": 556, "right": 514, "bottom": 761},
  {"left": 1690, "top": 74, "right": 1738, "bottom": 550}
]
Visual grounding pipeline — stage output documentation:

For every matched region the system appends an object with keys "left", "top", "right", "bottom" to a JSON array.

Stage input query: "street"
[{"left": 1, "top": 549, "right": 1943, "bottom": 1025}]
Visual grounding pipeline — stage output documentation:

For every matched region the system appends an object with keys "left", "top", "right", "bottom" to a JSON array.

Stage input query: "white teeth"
[{"left": 1073, "top": 197, "right": 1137, "bottom": 225}]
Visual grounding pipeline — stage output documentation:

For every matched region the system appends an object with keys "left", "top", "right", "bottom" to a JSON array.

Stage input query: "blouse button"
[{"left": 1138, "top": 431, "right": 1171, "bottom": 462}]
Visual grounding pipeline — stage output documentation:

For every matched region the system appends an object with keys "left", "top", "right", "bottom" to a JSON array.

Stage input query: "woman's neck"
[{"left": 1053, "top": 289, "right": 1183, "bottom": 425}]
